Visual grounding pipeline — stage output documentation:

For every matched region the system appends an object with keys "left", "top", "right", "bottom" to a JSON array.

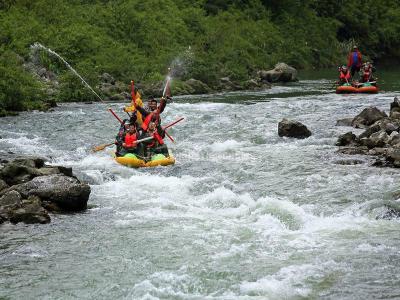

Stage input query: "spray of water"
[
  {"left": 168, "top": 46, "right": 194, "bottom": 79},
  {"left": 30, "top": 42, "right": 104, "bottom": 102},
  {"left": 162, "top": 46, "right": 194, "bottom": 96}
]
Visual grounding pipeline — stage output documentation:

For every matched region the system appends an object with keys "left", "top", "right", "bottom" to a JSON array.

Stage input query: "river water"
[{"left": 1, "top": 71, "right": 400, "bottom": 299}]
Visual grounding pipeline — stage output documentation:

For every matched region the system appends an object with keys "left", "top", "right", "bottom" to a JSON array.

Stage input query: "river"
[{"left": 1, "top": 70, "right": 400, "bottom": 299}]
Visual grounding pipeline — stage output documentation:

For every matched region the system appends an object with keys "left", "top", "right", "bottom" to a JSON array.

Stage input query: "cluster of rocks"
[
  {"left": 0, "top": 156, "right": 90, "bottom": 225},
  {"left": 336, "top": 97, "right": 400, "bottom": 167},
  {"left": 173, "top": 62, "right": 298, "bottom": 95},
  {"left": 278, "top": 118, "right": 312, "bottom": 139}
]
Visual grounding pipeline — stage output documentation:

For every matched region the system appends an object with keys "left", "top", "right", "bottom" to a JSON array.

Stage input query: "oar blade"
[{"left": 92, "top": 143, "right": 113, "bottom": 152}]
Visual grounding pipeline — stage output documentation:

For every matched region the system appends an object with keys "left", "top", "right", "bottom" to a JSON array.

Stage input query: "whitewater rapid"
[{"left": 1, "top": 82, "right": 400, "bottom": 299}]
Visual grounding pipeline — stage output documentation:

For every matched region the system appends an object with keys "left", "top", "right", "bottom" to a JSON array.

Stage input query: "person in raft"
[
  {"left": 135, "top": 96, "right": 171, "bottom": 138},
  {"left": 360, "top": 62, "right": 376, "bottom": 83},
  {"left": 115, "top": 122, "right": 145, "bottom": 157},
  {"left": 142, "top": 121, "right": 169, "bottom": 157},
  {"left": 347, "top": 46, "right": 362, "bottom": 78},
  {"left": 338, "top": 65, "right": 351, "bottom": 85}
]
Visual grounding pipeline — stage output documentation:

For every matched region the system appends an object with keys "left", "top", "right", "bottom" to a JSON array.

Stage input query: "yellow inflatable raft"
[{"left": 115, "top": 152, "right": 175, "bottom": 168}]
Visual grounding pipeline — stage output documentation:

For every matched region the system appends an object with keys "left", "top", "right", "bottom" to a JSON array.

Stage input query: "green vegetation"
[{"left": 1, "top": 0, "right": 399, "bottom": 114}]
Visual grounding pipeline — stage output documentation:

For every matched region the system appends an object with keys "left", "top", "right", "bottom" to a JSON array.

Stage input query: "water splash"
[
  {"left": 30, "top": 42, "right": 104, "bottom": 102},
  {"left": 168, "top": 46, "right": 194, "bottom": 79},
  {"left": 161, "top": 46, "right": 194, "bottom": 96}
]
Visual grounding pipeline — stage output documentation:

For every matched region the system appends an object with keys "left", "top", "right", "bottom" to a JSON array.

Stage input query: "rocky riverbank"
[
  {"left": 336, "top": 97, "right": 400, "bottom": 167},
  {"left": 0, "top": 155, "right": 90, "bottom": 225},
  {"left": 0, "top": 62, "right": 298, "bottom": 117}
]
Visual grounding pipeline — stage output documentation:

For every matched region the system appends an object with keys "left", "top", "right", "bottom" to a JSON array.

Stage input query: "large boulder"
[
  {"left": 0, "top": 179, "right": 8, "bottom": 192},
  {"left": 9, "top": 196, "right": 50, "bottom": 224},
  {"left": 390, "top": 97, "right": 400, "bottom": 118},
  {"left": 351, "top": 107, "right": 387, "bottom": 128},
  {"left": 0, "top": 190, "right": 22, "bottom": 207},
  {"left": 278, "top": 118, "right": 312, "bottom": 139},
  {"left": 0, "top": 158, "right": 72, "bottom": 186},
  {"left": 258, "top": 63, "right": 298, "bottom": 83},
  {"left": 185, "top": 79, "right": 212, "bottom": 94},
  {"left": 336, "top": 118, "right": 353, "bottom": 127},
  {"left": 336, "top": 132, "right": 357, "bottom": 146},
  {"left": 219, "top": 77, "right": 242, "bottom": 91},
  {"left": 7, "top": 174, "right": 90, "bottom": 211}
]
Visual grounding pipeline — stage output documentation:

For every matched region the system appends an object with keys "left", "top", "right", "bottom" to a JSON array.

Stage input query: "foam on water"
[{"left": 1, "top": 82, "right": 400, "bottom": 299}]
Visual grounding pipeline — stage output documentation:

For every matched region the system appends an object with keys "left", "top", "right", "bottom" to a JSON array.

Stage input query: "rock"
[
  {"left": 336, "top": 118, "right": 353, "bottom": 127},
  {"left": 258, "top": 63, "right": 298, "bottom": 83},
  {"left": 369, "top": 131, "right": 389, "bottom": 148},
  {"left": 219, "top": 77, "right": 242, "bottom": 91},
  {"left": 359, "top": 123, "right": 381, "bottom": 139},
  {"left": 368, "top": 147, "right": 387, "bottom": 156},
  {"left": 389, "top": 132, "right": 400, "bottom": 146},
  {"left": 8, "top": 174, "right": 90, "bottom": 211},
  {"left": 0, "top": 158, "right": 71, "bottom": 186},
  {"left": 185, "top": 79, "right": 211, "bottom": 94},
  {"left": 390, "top": 111, "right": 400, "bottom": 119},
  {"left": 337, "top": 146, "right": 369, "bottom": 155},
  {"left": 386, "top": 148, "right": 400, "bottom": 167},
  {"left": 385, "top": 123, "right": 398, "bottom": 134},
  {"left": 9, "top": 196, "right": 50, "bottom": 224},
  {"left": 13, "top": 157, "right": 45, "bottom": 168},
  {"left": 0, "top": 163, "right": 37, "bottom": 185},
  {"left": 278, "top": 118, "right": 312, "bottom": 139},
  {"left": 336, "top": 132, "right": 357, "bottom": 146},
  {"left": 351, "top": 107, "right": 387, "bottom": 128},
  {"left": 0, "top": 190, "right": 22, "bottom": 207},
  {"left": 100, "top": 73, "right": 116, "bottom": 85},
  {"left": 243, "top": 79, "right": 263, "bottom": 90},
  {"left": 334, "top": 159, "right": 364, "bottom": 165},
  {"left": 0, "top": 179, "right": 8, "bottom": 192},
  {"left": 390, "top": 96, "right": 400, "bottom": 114}
]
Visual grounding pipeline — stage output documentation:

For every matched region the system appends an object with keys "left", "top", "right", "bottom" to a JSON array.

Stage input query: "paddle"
[
  {"left": 160, "top": 72, "right": 176, "bottom": 142},
  {"left": 354, "top": 81, "right": 376, "bottom": 87},
  {"left": 92, "top": 136, "right": 154, "bottom": 152}
]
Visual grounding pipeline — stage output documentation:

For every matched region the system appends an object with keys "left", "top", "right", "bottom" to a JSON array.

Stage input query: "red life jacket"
[
  {"left": 362, "top": 70, "right": 371, "bottom": 82},
  {"left": 142, "top": 112, "right": 160, "bottom": 131},
  {"left": 124, "top": 133, "right": 137, "bottom": 147},
  {"left": 147, "top": 131, "right": 164, "bottom": 148},
  {"left": 339, "top": 71, "right": 351, "bottom": 81}
]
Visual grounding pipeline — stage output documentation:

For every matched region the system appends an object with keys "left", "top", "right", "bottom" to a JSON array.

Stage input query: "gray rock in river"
[
  {"left": 351, "top": 107, "right": 387, "bottom": 128},
  {"left": 336, "top": 118, "right": 353, "bottom": 127},
  {"left": 258, "top": 63, "right": 298, "bottom": 83},
  {"left": 278, "top": 118, "right": 312, "bottom": 139},
  {"left": 8, "top": 174, "right": 90, "bottom": 212},
  {"left": 9, "top": 196, "right": 50, "bottom": 224},
  {"left": 336, "top": 132, "right": 357, "bottom": 146}
]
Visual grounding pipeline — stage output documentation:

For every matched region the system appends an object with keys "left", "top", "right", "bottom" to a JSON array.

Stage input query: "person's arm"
[
  {"left": 347, "top": 53, "right": 352, "bottom": 67},
  {"left": 158, "top": 97, "right": 169, "bottom": 114},
  {"left": 135, "top": 104, "right": 149, "bottom": 117}
]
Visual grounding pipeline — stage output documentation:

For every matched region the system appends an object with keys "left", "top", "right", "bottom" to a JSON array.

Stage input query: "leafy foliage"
[{"left": 0, "top": 0, "right": 399, "bottom": 112}]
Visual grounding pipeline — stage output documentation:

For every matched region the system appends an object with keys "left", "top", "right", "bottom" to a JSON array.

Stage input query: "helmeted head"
[
  {"left": 353, "top": 46, "right": 358, "bottom": 50},
  {"left": 341, "top": 65, "right": 348, "bottom": 72}
]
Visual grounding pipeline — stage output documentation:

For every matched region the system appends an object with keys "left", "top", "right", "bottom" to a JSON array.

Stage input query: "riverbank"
[{"left": 1, "top": 62, "right": 299, "bottom": 117}]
